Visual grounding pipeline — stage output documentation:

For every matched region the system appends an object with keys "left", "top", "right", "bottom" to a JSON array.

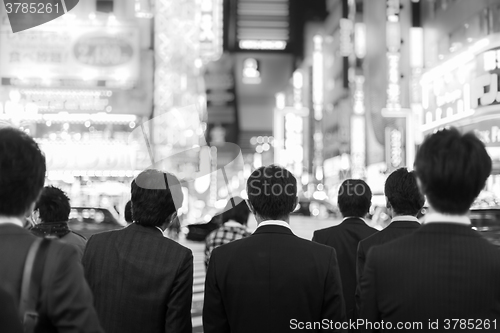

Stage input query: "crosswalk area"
[{"left": 188, "top": 241, "right": 206, "bottom": 333}]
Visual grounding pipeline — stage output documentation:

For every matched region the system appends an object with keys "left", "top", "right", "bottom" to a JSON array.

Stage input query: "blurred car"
[
  {"left": 418, "top": 191, "right": 500, "bottom": 247},
  {"left": 68, "top": 207, "right": 123, "bottom": 239},
  {"left": 292, "top": 198, "right": 338, "bottom": 219},
  {"left": 469, "top": 208, "right": 500, "bottom": 247}
]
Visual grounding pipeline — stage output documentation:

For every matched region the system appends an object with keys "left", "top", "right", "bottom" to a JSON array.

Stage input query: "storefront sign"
[
  {"left": 386, "top": 127, "right": 403, "bottom": 169},
  {"left": 0, "top": 23, "right": 140, "bottom": 88},
  {"left": 199, "top": 0, "right": 223, "bottom": 62},
  {"left": 420, "top": 35, "right": 500, "bottom": 133},
  {"left": 40, "top": 142, "right": 142, "bottom": 172},
  {"left": 351, "top": 115, "right": 365, "bottom": 178},
  {"left": 0, "top": 50, "right": 152, "bottom": 117}
]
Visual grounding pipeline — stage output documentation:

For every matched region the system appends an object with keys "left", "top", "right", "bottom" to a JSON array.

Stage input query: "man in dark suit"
[
  {"left": 0, "top": 127, "right": 103, "bottom": 333},
  {"left": 0, "top": 286, "right": 23, "bottom": 333},
  {"left": 355, "top": 168, "right": 424, "bottom": 312},
  {"left": 203, "top": 165, "right": 346, "bottom": 333},
  {"left": 83, "top": 169, "right": 193, "bottom": 333},
  {"left": 356, "top": 168, "right": 424, "bottom": 281},
  {"left": 359, "top": 128, "right": 500, "bottom": 332},
  {"left": 313, "top": 179, "right": 377, "bottom": 322}
]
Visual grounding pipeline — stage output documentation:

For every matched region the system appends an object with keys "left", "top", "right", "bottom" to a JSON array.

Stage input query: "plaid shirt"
[{"left": 205, "top": 221, "right": 252, "bottom": 269}]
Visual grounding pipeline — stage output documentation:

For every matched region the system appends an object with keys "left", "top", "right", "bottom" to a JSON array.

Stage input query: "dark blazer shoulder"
[{"left": 313, "top": 225, "right": 338, "bottom": 240}]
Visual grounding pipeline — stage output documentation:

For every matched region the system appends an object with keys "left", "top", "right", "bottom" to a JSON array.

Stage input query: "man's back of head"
[
  {"left": 337, "top": 179, "right": 372, "bottom": 218},
  {"left": 385, "top": 168, "right": 425, "bottom": 217},
  {"left": 35, "top": 186, "right": 71, "bottom": 223},
  {"left": 415, "top": 128, "right": 491, "bottom": 215},
  {"left": 0, "top": 127, "right": 46, "bottom": 218},
  {"left": 246, "top": 165, "right": 297, "bottom": 221},
  {"left": 131, "top": 169, "right": 184, "bottom": 227}
]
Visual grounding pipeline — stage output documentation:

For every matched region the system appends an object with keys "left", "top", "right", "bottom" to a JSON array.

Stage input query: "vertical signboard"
[{"left": 204, "top": 54, "right": 238, "bottom": 145}]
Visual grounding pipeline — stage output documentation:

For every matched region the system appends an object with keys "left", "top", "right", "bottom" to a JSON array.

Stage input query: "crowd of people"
[{"left": 1, "top": 125, "right": 500, "bottom": 333}]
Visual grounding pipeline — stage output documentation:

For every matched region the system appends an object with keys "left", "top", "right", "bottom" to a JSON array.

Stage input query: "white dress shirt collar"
[
  {"left": 256, "top": 220, "right": 292, "bottom": 231},
  {"left": 391, "top": 215, "right": 420, "bottom": 223},
  {"left": 424, "top": 212, "right": 471, "bottom": 225},
  {"left": 342, "top": 216, "right": 366, "bottom": 223},
  {"left": 0, "top": 217, "right": 24, "bottom": 228}
]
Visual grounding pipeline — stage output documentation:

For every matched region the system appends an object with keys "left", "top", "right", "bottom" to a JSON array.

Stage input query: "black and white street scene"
[{"left": 1, "top": 1, "right": 500, "bottom": 332}]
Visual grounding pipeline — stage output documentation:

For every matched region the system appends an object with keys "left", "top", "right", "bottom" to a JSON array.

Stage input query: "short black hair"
[
  {"left": 246, "top": 165, "right": 297, "bottom": 220},
  {"left": 415, "top": 127, "right": 491, "bottom": 215},
  {"left": 0, "top": 128, "right": 46, "bottom": 217},
  {"left": 222, "top": 196, "right": 250, "bottom": 225},
  {"left": 35, "top": 186, "right": 71, "bottom": 223},
  {"left": 337, "top": 179, "right": 372, "bottom": 217},
  {"left": 131, "top": 169, "right": 183, "bottom": 227},
  {"left": 385, "top": 168, "right": 425, "bottom": 216},
  {"left": 124, "top": 200, "right": 133, "bottom": 223}
]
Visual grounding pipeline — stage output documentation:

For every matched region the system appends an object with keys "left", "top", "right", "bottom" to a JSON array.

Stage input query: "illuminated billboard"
[{"left": 0, "top": 22, "right": 140, "bottom": 88}]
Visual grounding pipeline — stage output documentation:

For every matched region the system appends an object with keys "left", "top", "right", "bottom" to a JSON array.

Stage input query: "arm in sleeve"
[
  {"left": 81, "top": 235, "right": 94, "bottom": 284},
  {"left": 46, "top": 243, "right": 104, "bottom": 333},
  {"left": 355, "top": 241, "right": 366, "bottom": 315},
  {"left": 358, "top": 247, "right": 381, "bottom": 333},
  {"left": 321, "top": 248, "right": 346, "bottom": 333},
  {"left": 203, "top": 248, "right": 230, "bottom": 333},
  {"left": 165, "top": 248, "right": 193, "bottom": 333}
]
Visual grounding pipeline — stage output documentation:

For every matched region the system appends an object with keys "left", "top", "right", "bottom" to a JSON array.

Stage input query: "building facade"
[
  {"left": 0, "top": 0, "right": 153, "bottom": 212},
  {"left": 420, "top": 0, "right": 500, "bottom": 195}
]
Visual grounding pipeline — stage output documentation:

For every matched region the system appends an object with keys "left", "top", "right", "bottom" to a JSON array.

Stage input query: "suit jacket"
[
  {"left": 356, "top": 220, "right": 420, "bottom": 284},
  {"left": 0, "top": 286, "right": 23, "bottom": 333},
  {"left": 359, "top": 223, "right": 500, "bottom": 332},
  {"left": 203, "top": 225, "right": 346, "bottom": 333},
  {"left": 313, "top": 218, "right": 377, "bottom": 322},
  {"left": 0, "top": 224, "right": 103, "bottom": 333},
  {"left": 82, "top": 223, "right": 193, "bottom": 333}
]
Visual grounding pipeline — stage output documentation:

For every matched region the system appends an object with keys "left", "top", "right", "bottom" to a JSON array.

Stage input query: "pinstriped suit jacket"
[
  {"left": 359, "top": 223, "right": 500, "bottom": 332},
  {"left": 82, "top": 223, "right": 193, "bottom": 333},
  {"left": 313, "top": 218, "right": 378, "bottom": 322},
  {"left": 204, "top": 225, "right": 346, "bottom": 333}
]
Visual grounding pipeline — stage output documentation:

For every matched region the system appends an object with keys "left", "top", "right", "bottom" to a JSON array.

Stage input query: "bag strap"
[{"left": 19, "top": 238, "right": 52, "bottom": 329}]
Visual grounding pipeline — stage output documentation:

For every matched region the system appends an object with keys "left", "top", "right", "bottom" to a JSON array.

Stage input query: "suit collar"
[
  {"left": 0, "top": 223, "right": 32, "bottom": 235},
  {"left": 256, "top": 220, "right": 292, "bottom": 231},
  {"left": 417, "top": 222, "right": 478, "bottom": 236},
  {"left": 341, "top": 217, "right": 367, "bottom": 224},
  {"left": 128, "top": 222, "right": 164, "bottom": 236},
  {"left": 386, "top": 220, "right": 421, "bottom": 229},
  {"left": 252, "top": 225, "right": 295, "bottom": 236}
]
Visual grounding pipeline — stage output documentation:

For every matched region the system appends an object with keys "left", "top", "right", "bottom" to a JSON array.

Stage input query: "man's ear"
[
  {"left": 246, "top": 200, "right": 256, "bottom": 215},
  {"left": 169, "top": 211, "right": 178, "bottom": 225},
  {"left": 292, "top": 196, "right": 299, "bottom": 213},
  {"left": 385, "top": 196, "right": 392, "bottom": 210}
]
